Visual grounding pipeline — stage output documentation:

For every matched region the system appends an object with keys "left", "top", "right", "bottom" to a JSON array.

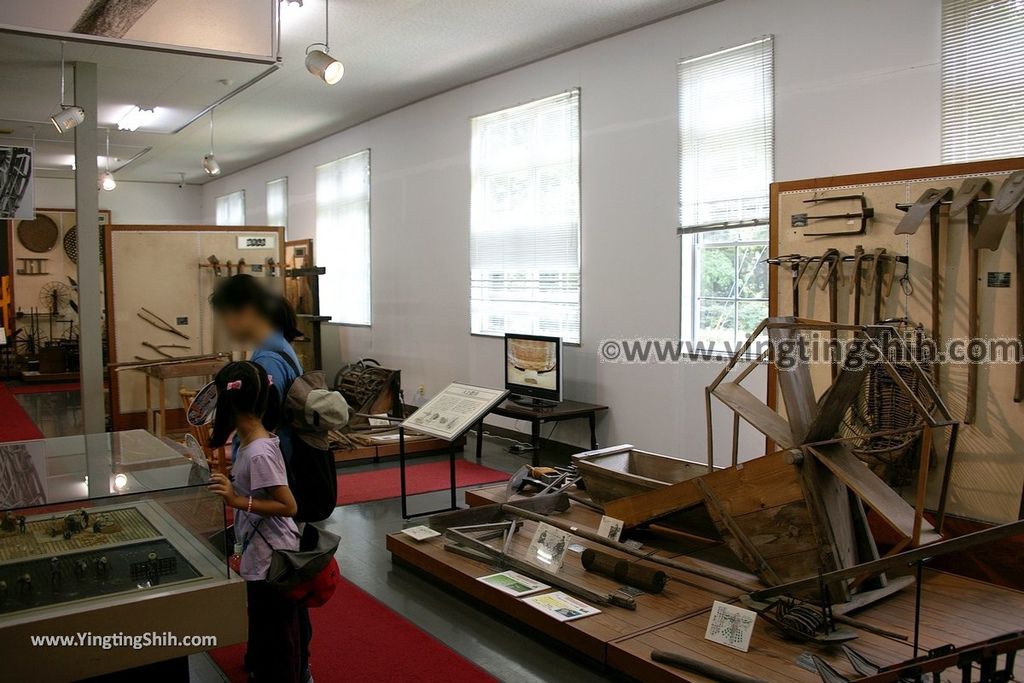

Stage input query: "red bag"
[{"left": 283, "top": 556, "right": 341, "bottom": 607}]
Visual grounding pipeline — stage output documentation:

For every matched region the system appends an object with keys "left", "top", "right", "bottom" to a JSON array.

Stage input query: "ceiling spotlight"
[
  {"left": 202, "top": 109, "right": 221, "bottom": 176},
  {"left": 51, "top": 105, "right": 86, "bottom": 133},
  {"left": 118, "top": 105, "right": 156, "bottom": 131},
  {"left": 50, "top": 42, "right": 84, "bottom": 133},
  {"left": 99, "top": 128, "right": 116, "bottom": 191},
  {"left": 281, "top": 0, "right": 303, "bottom": 5},
  {"left": 306, "top": 48, "right": 344, "bottom": 84},
  {"left": 99, "top": 170, "right": 116, "bottom": 191},
  {"left": 202, "top": 153, "right": 221, "bottom": 176},
  {"left": 305, "top": 0, "right": 343, "bottom": 85}
]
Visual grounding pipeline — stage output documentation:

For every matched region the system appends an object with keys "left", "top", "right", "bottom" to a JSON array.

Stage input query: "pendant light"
[
  {"left": 99, "top": 128, "right": 116, "bottom": 191},
  {"left": 305, "top": 0, "right": 344, "bottom": 85},
  {"left": 202, "top": 109, "right": 221, "bottom": 176},
  {"left": 50, "top": 41, "right": 85, "bottom": 133}
]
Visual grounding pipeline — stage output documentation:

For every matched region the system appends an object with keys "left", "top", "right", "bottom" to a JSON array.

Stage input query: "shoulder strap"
[{"left": 268, "top": 348, "right": 301, "bottom": 377}]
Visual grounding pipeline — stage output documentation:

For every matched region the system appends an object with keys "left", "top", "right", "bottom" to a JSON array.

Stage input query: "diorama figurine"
[
  {"left": 0, "top": 512, "right": 15, "bottom": 533},
  {"left": 17, "top": 516, "right": 26, "bottom": 534},
  {"left": 18, "top": 573, "right": 32, "bottom": 594},
  {"left": 96, "top": 556, "right": 110, "bottom": 580}
]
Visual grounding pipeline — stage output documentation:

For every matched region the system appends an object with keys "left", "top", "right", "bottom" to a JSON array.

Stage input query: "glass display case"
[{"left": 0, "top": 430, "right": 229, "bottom": 622}]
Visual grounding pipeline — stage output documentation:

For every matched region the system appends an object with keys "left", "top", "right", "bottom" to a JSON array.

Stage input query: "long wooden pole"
[
  {"left": 750, "top": 516, "right": 1024, "bottom": 601},
  {"left": 503, "top": 501, "right": 762, "bottom": 592}
]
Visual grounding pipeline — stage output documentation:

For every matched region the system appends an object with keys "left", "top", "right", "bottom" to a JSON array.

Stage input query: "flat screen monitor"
[{"left": 504, "top": 333, "right": 562, "bottom": 405}]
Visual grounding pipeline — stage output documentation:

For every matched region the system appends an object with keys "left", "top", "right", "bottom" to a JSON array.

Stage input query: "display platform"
[
  {"left": 0, "top": 430, "right": 245, "bottom": 682},
  {"left": 388, "top": 484, "right": 1024, "bottom": 682}
]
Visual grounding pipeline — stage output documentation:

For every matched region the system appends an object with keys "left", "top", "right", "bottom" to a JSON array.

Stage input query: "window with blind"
[
  {"left": 941, "top": 0, "right": 1024, "bottom": 163},
  {"left": 678, "top": 37, "right": 773, "bottom": 349},
  {"left": 266, "top": 177, "right": 288, "bottom": 230},
  {"left": 470, "top": 90, "right": 581, "bottom": 344},
  {"left": 315, "top": 150, "right": 371, "bottom": 325},
  {"left": 215, "top": 190, "right": 245, "bottom": 226}
]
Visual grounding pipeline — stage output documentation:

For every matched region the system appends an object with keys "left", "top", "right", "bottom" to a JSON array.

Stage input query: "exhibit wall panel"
[
  {"left": 772, "top": 158, "right": 1024, "bottom": 523},
  {"left": 201, "top": 0, "right": 942, "bottom": 462},
  {"left": 106, "top": 226, "right": 284, "bottom": 431}
]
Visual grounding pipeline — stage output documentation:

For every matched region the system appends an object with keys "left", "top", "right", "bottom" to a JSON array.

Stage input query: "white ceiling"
[{"left": 0, "top": 0, "right": 708, "bottom": 184}]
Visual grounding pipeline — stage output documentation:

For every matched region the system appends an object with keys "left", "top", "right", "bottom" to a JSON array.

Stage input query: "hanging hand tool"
[
  {"left": 868, "top": 248, "right": 887, "bottom": 323},
  {"left": 896, "top": 188, "right": 954, "bottom": 388},
  {"left": 850, "top": 245, "right": 866, "bottom": 325},
  {"left": 965, "top": 172, "right": 1024, "bottom": 403},
  {"left": 236, "top": 257, "right": 246, "bottom": 274},
  {"left": 137, "top": 307, "right": 190, "bottom": 341},
  {"left": 816, "top": 249, "right": 844, "bottom": 378},
  {"left": 225, "top": 260, "right": 234, "bottom": 277},
  {"left": 207, "top": 255, "right": 222, "bottom": 277},
  {"left": 792, "top": 194, "right": 874, "bottom": 236},
  {"left": 974, "top": 170, "right": 1024, "bottom": 250},
  {"left": 765, "top": 254, "right": 805, "bottom": 315},
  {"left": 951, "top": 177, "right": 992, "bottom": 423},
  {"left": 1016, "top": 202, "right": 1024, "bottom": 403},
  {"left": 266, "top": 257, "right": 278, "bottom": 277}
]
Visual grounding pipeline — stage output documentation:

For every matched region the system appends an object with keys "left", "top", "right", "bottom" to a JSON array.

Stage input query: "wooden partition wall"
[{"left": 105, "top": 225, "right": 285, "bottom": 431}]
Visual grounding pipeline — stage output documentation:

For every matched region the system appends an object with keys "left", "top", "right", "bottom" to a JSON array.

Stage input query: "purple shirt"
[{"left": 233, "top": 436, "right": 299, "bottom": 581}]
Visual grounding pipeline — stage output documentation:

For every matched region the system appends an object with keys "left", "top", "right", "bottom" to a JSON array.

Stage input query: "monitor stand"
[{"left": 508, "top": 394, "right": 560, "bottom": 408}]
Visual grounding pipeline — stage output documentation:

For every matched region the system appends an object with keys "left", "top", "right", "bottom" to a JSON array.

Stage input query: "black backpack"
[{"left": 271, "top": 351, "right": 348, "bottom": 523}]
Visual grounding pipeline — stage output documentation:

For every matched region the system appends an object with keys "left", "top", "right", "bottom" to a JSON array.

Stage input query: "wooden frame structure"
[{"left": 104, "top": 224, "right": 285, "bottom": 431}]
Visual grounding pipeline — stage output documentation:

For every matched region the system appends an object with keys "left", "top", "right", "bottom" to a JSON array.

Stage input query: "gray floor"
[{"left": 15, "top": 388, "right": 618, "bottom": 683}]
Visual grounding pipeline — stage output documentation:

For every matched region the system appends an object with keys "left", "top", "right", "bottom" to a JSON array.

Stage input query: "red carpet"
[
  {"left": 209, "top": 577, "right": 497, "bottom": 683},
  {"left": 0, "top": 384, "right": 44, "bottom": 442},
  {"left": 338, "top": 459, "right": 509, "bottom": 505}
]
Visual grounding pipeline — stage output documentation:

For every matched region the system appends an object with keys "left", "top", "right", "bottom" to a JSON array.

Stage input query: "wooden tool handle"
[
  {"left": 581, "top": 548, "right": 668, "bottom": 593},
  {"left": 651, "top": 650, "right": 767, "bottom": 683}
]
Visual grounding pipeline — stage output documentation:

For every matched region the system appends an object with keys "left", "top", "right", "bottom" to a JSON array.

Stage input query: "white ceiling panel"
[{"left": 0, "top": 0, "right": 710, "bottom": 183}]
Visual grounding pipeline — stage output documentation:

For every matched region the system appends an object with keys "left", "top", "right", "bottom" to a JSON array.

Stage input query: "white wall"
[
  {"left": 201, "top": 0, "right": 942, "bottom": 463},
  {"left": 34, "top": 177, "right": 203, "bottom": 224}
]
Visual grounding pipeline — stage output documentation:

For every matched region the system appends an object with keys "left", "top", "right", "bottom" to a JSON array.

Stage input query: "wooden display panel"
[
  {"left": 105, "top": 225, "right": 285, "bottom": 431},
  {"left": 5, "top": 209, "right": 111, "bottom": 351},
  {"left": 769, "top": 158, "right": 1024, "bottom": 523},
  {"left": 608, "top": 569, "right": 1024, "bottom": 683}
]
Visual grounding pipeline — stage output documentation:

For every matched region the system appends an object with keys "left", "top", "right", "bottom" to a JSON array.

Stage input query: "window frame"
[
  {"left": 266, "top": 176, "right": 288, "bottom": 232},
  {"left": 314, "top": 149, "right": 372, "bottom": 327},
  {"left": 940, "top": 0, "right": 1024, "bottom": 163},
  {"left": 677, "top": 36, "right": 774, "bottom": 352},
  {"left": 215, "top": 189, "right": 246, "bottom": 226},
  {"left": 468, "top": 89, "right": 583, "bottom": 346}
]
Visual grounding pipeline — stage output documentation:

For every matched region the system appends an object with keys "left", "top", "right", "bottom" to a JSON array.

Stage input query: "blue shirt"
[{"left": 233, "top": 331, "right": 303, "bottom": 465}]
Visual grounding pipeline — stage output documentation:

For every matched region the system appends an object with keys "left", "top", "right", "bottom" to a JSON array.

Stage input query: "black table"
[{"left": 474, "top": 399, "right": 608, "bottom": 466}]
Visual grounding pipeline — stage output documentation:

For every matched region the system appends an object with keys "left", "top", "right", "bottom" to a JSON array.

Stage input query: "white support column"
[{"left": 73, "top": 61, "right": 109, "bottom": 492}]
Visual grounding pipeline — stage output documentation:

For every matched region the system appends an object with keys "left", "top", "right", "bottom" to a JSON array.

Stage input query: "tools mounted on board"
[
  {"left": 201, "top": 255, "right": 277, "bottom": 277},
  {"left": 137, "top": 308, "right": 189, "bottom": 341},
  {"left": 764, "top": 250, "right": 909, "bottom": 322},
  {"left": 15, "top": 258, "right": 49, "bottom": 276},
  {"left": 793, "top": 194, "right": 875, "bottom": 237},
  {"left": 890, "top": 173, "right": 1024, "bottom": 417}
]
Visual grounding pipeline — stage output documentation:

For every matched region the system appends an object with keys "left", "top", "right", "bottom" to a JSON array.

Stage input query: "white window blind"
[
  {"left": 941, "top": 0, "right": 1024, "bottom": 163},
  {"left": 266, "top": 177, "right": 288, "bottom": 230},
  {"left": 215, "top": 190, "right": 245, "bottom": 226},
  {"left": 316, "top": 150, "right": 371, "bottom": 325},
  {"left": 679, "top": 37, "right": 773, "bottom": 348},
  {"left": 470, "top": 90, "right": 581, "bottom": 344}
]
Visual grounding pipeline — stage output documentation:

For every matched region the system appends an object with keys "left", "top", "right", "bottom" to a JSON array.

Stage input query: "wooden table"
[
  {"left": 138, "top": 359, "right": 227, "bottom": 436},
  {"left": 390, "top": 484, "right": 1024, "bottom": 682},
  {"left": 474, "top": 399, "right": 608, "bottom": 465}
]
